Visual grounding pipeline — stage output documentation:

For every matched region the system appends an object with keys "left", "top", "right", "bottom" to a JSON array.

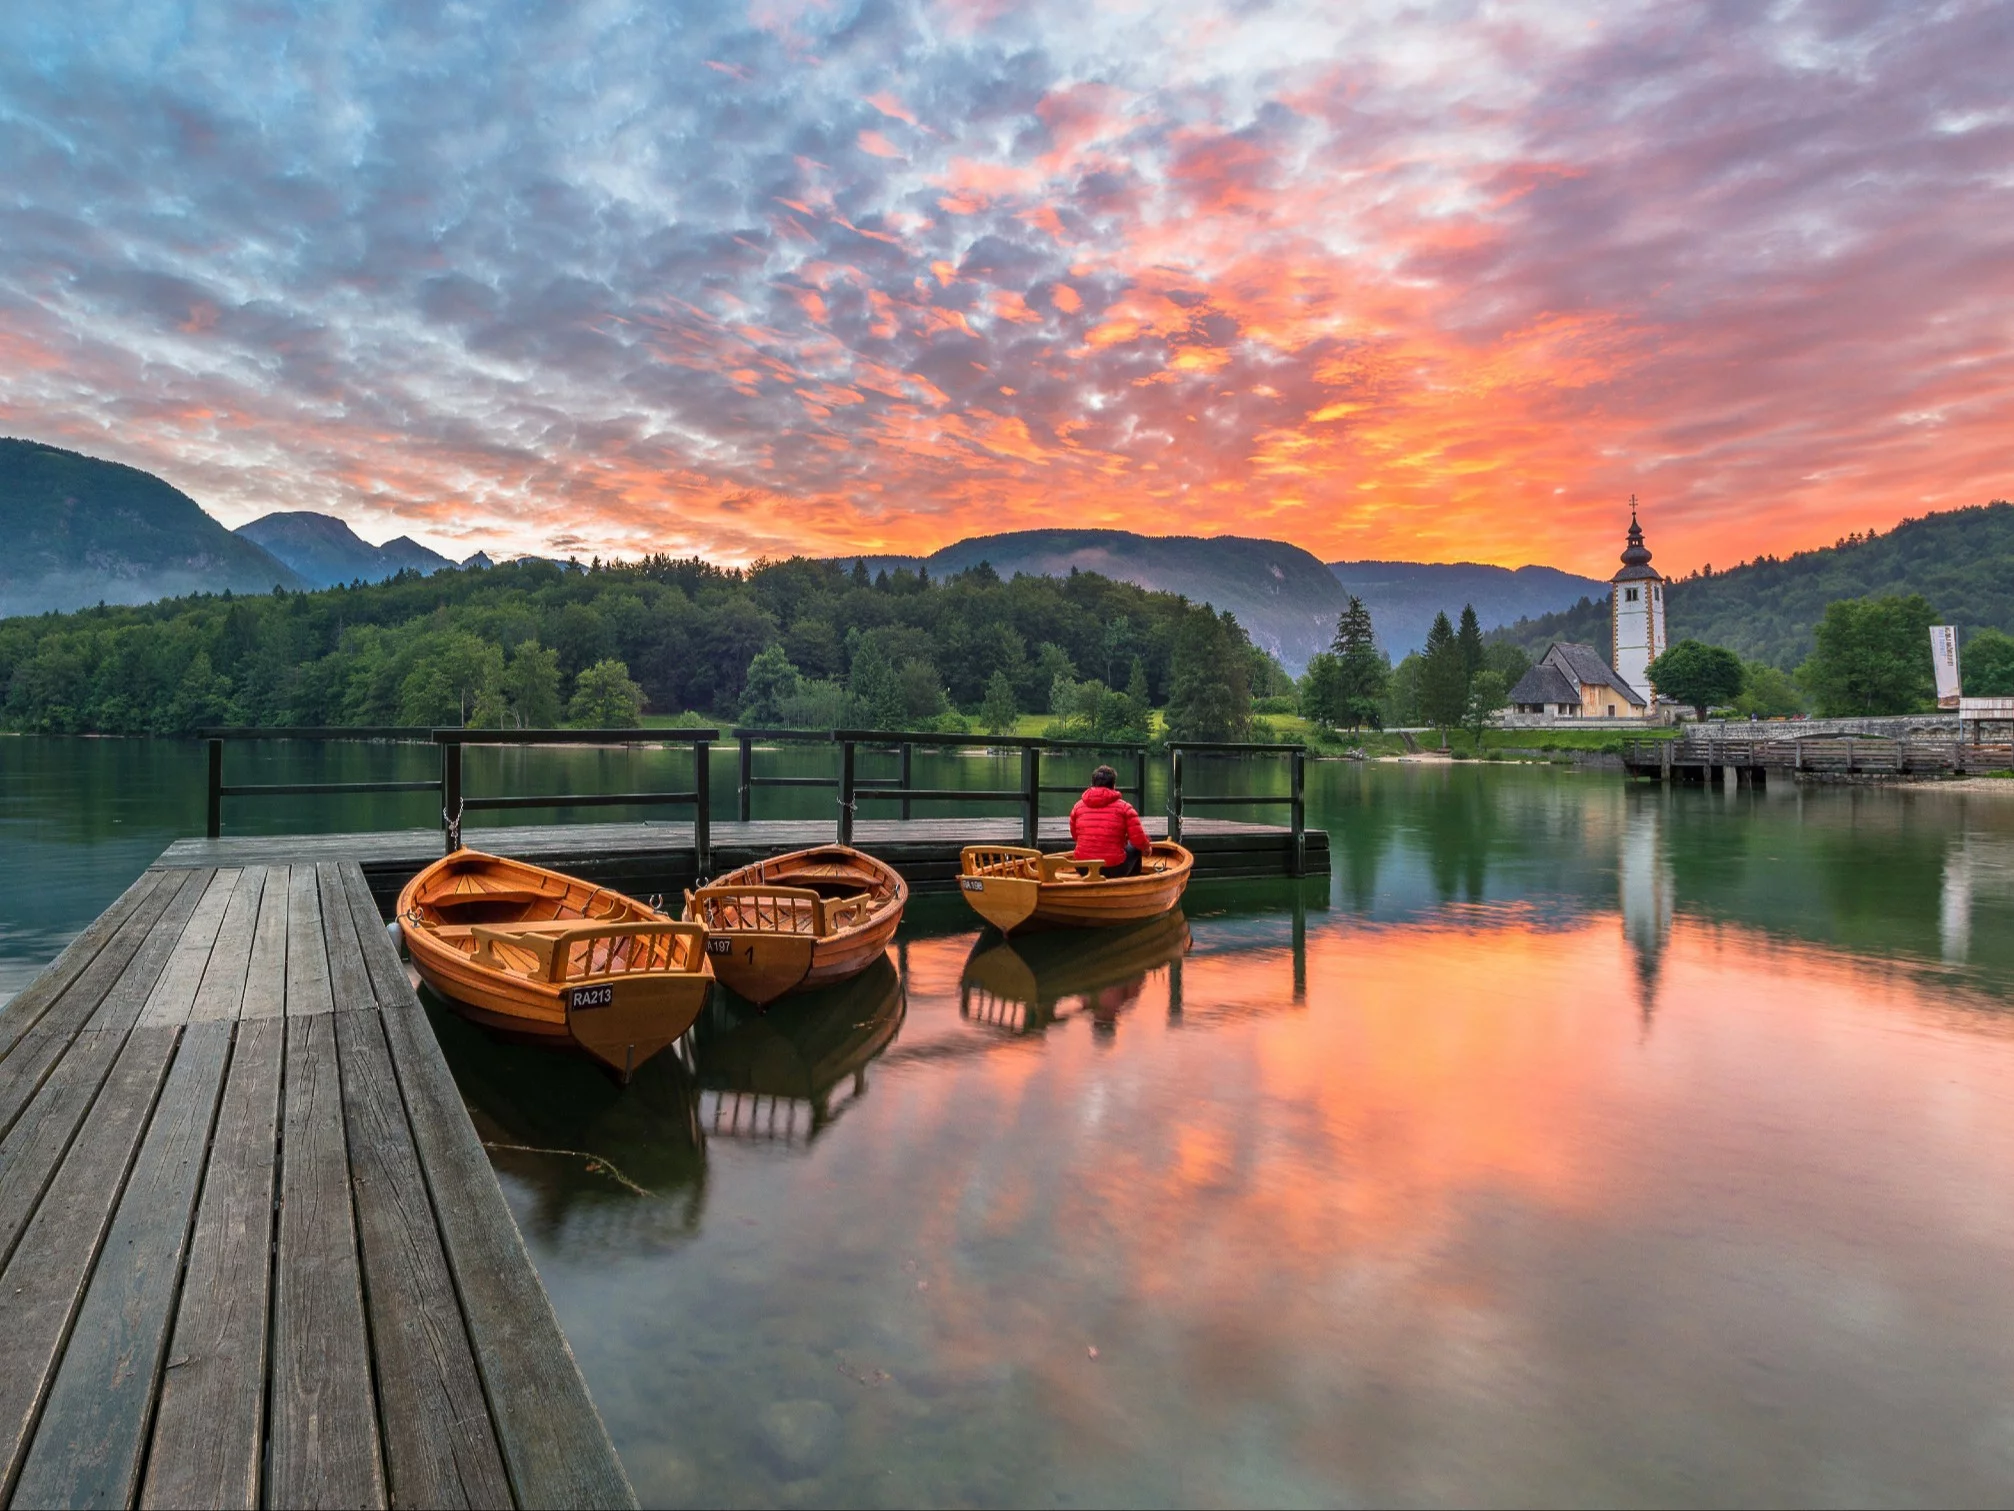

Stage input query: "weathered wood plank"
[
  {"left": 137, "top": 869, "right": 243, "bottom": 1029},
  {"left": 0, "top": 1025, "right": 180, "bottom": 1499},
  {"left": 284, "top": 865, "right": 333, "bottom": 1018},
  {"left": 339, "top": 865, "right": 409, "bottom": 1010},
  {"left": 335, "top": 1009, "right": 512, "bottom": 1509},
  {"left": 240, "top": 864, "right": 289, "bottom": 1021},
  {"left": 77, "top": 871, "right": 214, "bottom": 1040},
  {"left": 267, "top": 1011, "right": 384, "bottom": 1510},
  {"left": 141, "top": 1018, "right": 283, "bottom": 1511},
  {"left": 0, "top": 1028, "right": 128, "bottom": 1276},
  {"left": 379, "top": 1002, "right": 636, "bottom": 1509},
  {"left": 0, "top": 870, "right": 205, "bottom": 1147},
  {"left": 188, "top": 867, "right": 266, "bottom": 1023},
  {"left": 317, "top": 864, "right": 373, "bottom": 1014},
  {"left": 0, "top": 870, "right": 164, "bottom": 1057},
  {"left": 13, "top": 1021, "right": 233, "bottom": 1509}
]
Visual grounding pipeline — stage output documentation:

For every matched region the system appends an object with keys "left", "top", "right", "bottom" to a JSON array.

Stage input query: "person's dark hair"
[{"left": 1091, "top": 764, "right": 1118, "bottom": 787}]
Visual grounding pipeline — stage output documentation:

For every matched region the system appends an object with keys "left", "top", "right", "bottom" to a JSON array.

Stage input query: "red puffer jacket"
[{"left": 1069, "top": 785, "right": 1150, "bottom": 866}]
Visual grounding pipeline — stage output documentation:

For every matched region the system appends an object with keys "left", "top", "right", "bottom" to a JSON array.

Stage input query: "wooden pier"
[
  {"left": 0, "top": 861, "right": 635, "bottom": 1510},
  {"left": 163, "top": 814, "right": 1329, "bottom": 913},
  {"left": 1623, "top": 730, "right": 2014, "bottom": 785}
]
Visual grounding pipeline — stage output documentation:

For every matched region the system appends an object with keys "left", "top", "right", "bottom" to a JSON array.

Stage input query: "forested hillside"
[
  {"left": 1491, "top": 502, "right": 2014, "bottom": 667},
  {"left": 0, "top": 439, "right": 302, "bottom": 615},
  {"left": 0, "top": 552, "right": 1263, "bottom": 738}
]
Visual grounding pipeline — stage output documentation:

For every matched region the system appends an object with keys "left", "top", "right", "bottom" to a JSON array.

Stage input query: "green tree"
[
  {"left": 1646, "top": 639, "right": 1746, "bottom": 720},
  {"left": 1300, "top": 652, "right": 1346, "bottom": 730},
  {"left": 1331, "top": 595, "right": 1391, "bottom": 710},
  {"left": 1456, "top": 604, "right": 1485, "bottom": 680},
  {"left": 397, "top": 631, "right": 501, "bottom": 726},
  {"left": 1482, "top": 641, "right": 1531, "bottom": 687},
  {"left": 1962, "top": 628, "right": 2014, "bottom": 696},
  {"left": 981, "top": 669, "right": 1018, "bottom": 734},
  {"left": 739, "top": 644, "right": 801, "bottom": 725},
  {"left": 1460, "top": 669, "right": 1509, "bottom": 749},
  {"left": 1796, "top": 595, "right": 1937, "bottom": 715},
  {"left": 1417, "top": 612, "right": 1469, "bottom": 733},
  {"left": 502, "top": 640, "right": 562, "bottom": 727},
  {"left": 1164, "top": 609, "right": 1252, "bottom": 741},
  {"left": 1734, "top": 659, "right": 1804, "bottom": 717},
  {"left": 567, "top": 658, "right": 645, "bottom": 727},
  {"left": 896, "top": 659, "right": 949, "bottom": 723},
  {"left": 1124, "top": 657, "right": 1151, "bottom": 722},
  {"left": 847, "top": 638, "right": 904, "bottom": 729}
]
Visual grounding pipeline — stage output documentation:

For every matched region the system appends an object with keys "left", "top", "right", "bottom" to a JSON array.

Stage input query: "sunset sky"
[{"left": 0, "top": 0, "right": 2007, "bottom": 577}]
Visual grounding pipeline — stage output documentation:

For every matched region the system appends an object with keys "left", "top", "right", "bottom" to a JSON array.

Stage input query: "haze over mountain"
[
  {"left": 849, "top": 529, "right": 1603, "bottom": 673},
  {"left": 1493, "top": 501, "right": 2014, "bottom": 669},
  {"left": 0, "top": 439, "right": 300, "bottom": 617},
  {"left": 1327, "top": 561, "right": 1607, "bottom": 664},
  {"left": 235, "top": 512, "right": 456, "bottom": 589}
]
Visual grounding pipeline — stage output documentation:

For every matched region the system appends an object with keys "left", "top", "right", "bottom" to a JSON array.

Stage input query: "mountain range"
[
  {"left": 1493, "top": 501, "right": 2014, "bottom": 668},
  {"left": 234, "top": 511, "right": 458, "bottom": 589},
  {"left": 0, "top": 438, "right": 302, "bottom": 616},
  {"left": 853, "top": 530, "right": 1605, "bottom": 671}
]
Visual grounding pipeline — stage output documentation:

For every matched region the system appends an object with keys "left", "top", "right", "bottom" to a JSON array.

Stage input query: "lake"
[{"left": 5, "top": 735, "right": 2014, "bottom": 1505}]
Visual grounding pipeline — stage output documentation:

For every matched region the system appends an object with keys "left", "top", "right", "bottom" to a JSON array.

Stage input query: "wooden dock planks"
[{"left": 0, "top": 860, "right": 636, "bottom": 1510}]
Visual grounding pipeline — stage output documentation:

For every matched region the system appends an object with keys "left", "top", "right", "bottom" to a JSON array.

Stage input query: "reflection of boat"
[
  {"left": 688, "top": 953, "right": 906, "bottom": 1145},
  {"left": 398, "top": 850, "right": 712, "bottom": 1081},
  {"left": 956, "top": 842, "right": 1193, "bottom": 934},
  {"left": 684, "top": 845, "right": 907, "bottom": 1005},
  {"left": 961, "top": 910, "right": 1191, "bottom": 1035},
  {"left": 421, "top": 992, "right": 709, "bottom": 1243}
]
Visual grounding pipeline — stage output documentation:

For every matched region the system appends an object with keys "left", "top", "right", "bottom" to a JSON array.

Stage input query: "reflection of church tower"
[
  {"left": 1611, "top": 500, "right": 1667, "bottom": 707},
  {"left": 1619, "top": 801, "right": 1673, "bottom": 1019}
]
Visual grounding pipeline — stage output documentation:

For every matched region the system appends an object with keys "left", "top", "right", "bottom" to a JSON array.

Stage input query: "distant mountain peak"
[{"left": 236, "top": 511, "right": 453, "bottom": 588}]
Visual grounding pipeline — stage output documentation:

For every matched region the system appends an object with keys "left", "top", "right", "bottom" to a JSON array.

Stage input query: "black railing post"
[
  {"left": 1168, "top": 746, "right": 1184, "bottom": 845},
  {"left": 1021, "top": 744, "right": 1041, "bottom": 847},
  {"left": 694, "top": 739, "right": 712, "bottom": 879},
  {"left": 1134, "top": 747, "right": 1148, "bottom": 806},
  {"left": 738, "top": 733, "right": 753, "bottom": 823},
  {"left": 1290, "top": 746, "right": 1306, "bottom": 878},
  {"left": 900, "top": 740, "right": 913, "bottom": 821},
  {"left": 838, "top": 739, "right": 856, "bottom": 844},
  {"left": 442, "top": 740, "right": 463, "bottom": 853},
  {"left": 206, "top": 738, "right": 223, "bottom": 838}
]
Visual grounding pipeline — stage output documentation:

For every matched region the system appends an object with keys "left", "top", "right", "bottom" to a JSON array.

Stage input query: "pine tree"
[
  {"left": 1456, "top": 604, "right": 1484, "bottom": 681},
  {"left": 1418, "top": 611, "right": 1469, "bottom": 732},
  {"left": 1164, "top": 610, "right": 1253, "bottom": 741},
  {"left": 1331, "top": 595, "right": 1390, "bottom": 709}
]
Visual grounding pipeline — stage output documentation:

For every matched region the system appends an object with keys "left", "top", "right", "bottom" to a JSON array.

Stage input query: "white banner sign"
[{"left": 1930, "top": 626, "right": 1961, "bottom": 708}]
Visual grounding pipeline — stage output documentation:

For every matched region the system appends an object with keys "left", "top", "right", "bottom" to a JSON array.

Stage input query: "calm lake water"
[{"left": 5, "top": 735, "right": 2014, "bottom": 1506}]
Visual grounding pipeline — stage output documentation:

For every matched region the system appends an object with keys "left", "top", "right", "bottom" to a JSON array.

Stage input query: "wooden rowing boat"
[
  {"left": 683, "top": 845, "right": 907, "bottom": 1006},
  {"left": 397, "top": 850, "right": 712, "bottom": 1082},
  {"left": 956, "top": 841, "right": 1193, "bottom": 935}
]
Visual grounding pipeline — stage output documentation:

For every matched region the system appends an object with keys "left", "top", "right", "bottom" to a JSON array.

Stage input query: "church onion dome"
[{"left": 1612, "top": 503, "right": 1662, "bottom": 583}]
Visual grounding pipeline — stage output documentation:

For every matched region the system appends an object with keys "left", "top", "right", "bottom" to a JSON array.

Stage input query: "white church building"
[{"left": 1508, "top": 503, "right": 1668, "bottom": 722}]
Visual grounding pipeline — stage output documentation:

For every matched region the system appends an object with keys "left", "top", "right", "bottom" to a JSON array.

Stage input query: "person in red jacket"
[{"left": 1070, "top": 765, "right": 1151, "bottom": 877}]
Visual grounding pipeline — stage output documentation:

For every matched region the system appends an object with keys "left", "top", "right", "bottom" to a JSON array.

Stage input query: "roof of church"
[
  {"left": 1534, "top": 642, "right": 1648, "bottom": 706},
  {"left": 1509, "top": 663, "right": 1579, "bottom": 706}
]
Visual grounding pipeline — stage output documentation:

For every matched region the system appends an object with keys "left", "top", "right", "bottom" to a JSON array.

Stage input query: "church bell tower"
[{"left": 1610, "top": 499, "right": 1665, "bottom": 708}]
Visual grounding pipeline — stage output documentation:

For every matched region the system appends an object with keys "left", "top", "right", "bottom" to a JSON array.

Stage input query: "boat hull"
[
  {"left": 686, "top": 845, "right": 908, "bottom": 1006},
  {"left": 398, "top": 850, "right": 712, "bottom": 1080},
  {"left": 957, "top": 842, "right": 1194, "bottom": 934}
]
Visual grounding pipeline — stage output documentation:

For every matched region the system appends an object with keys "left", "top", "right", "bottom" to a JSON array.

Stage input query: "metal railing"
[
  {"left": 436, "top": 728, "right": 718, "bottom": 865},
  {"left": 827, "top": 731, "right": 1151, "bottom": 847},
  {"left": 201, "top": 727, "right": 440, "bottom": 838},
  {"left": 1165, "top": 740, "right": 1308, "bottom": 877}
]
